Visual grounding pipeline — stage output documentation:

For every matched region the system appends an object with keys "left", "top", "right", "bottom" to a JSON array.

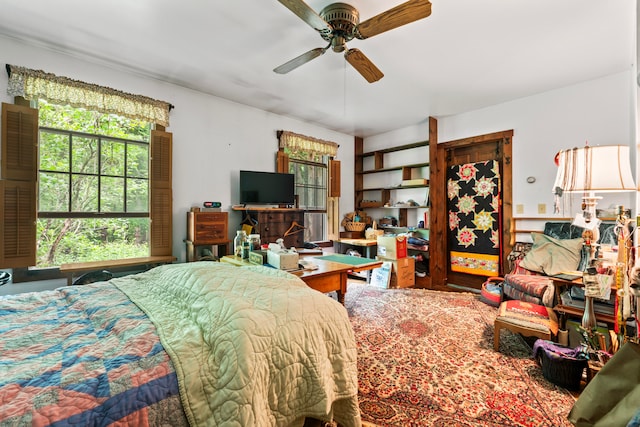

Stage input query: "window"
[
  {"left": 289, "top": 158, "right": 327, "bottom": 242},
  {"left": 277, "top": 130, "right": 340, "bottom": 243},
  {"left": 1, "top": 65, "right": 173, "bottom": 275},
  {"left": 36, "top": 100, "right": 151, "bottom": 267}
]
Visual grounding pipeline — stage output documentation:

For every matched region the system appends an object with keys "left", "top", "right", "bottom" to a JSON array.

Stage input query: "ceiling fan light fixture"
[{"left": 331, "top": 36, "right": 347, "bottom": 52}]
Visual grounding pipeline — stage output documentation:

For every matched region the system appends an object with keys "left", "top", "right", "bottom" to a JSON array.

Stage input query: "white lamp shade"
[{"left": 553, "top": 145, "right": 636, "bottom": 193}]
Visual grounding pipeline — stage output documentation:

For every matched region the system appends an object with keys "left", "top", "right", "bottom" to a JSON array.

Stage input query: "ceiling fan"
[{"left": 273, "top": 0, "right": 432, "bottom": 83}]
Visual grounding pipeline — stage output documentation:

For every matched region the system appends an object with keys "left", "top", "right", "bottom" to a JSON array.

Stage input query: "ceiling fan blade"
[
  {"left": 274, "top": 47, "right": 328, "bottom": 74},
  {"left": 356, "top": 0, "right": 432, "bottom": 39},
  {"left": 344, "top": 48, "right": 384, "bottom": 83},
  {"left": 276, "top": 0, "right": 332, "bottom": 35}
]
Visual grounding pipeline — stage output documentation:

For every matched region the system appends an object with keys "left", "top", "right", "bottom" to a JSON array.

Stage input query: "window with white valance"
[
  {"left": 1, "top": 64, "right": 173, "bottom": 276},
  {"left": 277, "top": 131, "right": 341, "bottom": 242}
]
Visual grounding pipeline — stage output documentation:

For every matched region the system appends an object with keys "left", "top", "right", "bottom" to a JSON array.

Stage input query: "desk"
[
  {"left": 220, "top": 254, "right": 382, "bottom": 304},
  {"left": 297, "top": 256, "right": 381, "bottom": 304},
  {"left": 333, "top": 238, "right": 377, "bottom": 258},
  {"left": 332, "top": 239, "right": 378, "bottom": 281}
]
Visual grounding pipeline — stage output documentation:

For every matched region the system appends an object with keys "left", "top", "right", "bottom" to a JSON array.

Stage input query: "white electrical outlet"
[
  {"left": 516, "top": 204, "right": 524, "bottom": 214},
  {"left": 538, "top": 204, "right": 546, "bottom": 214}
]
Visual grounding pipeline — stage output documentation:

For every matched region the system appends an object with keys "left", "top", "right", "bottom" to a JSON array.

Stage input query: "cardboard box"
[
  {"left": 388, "top": 256, "right": 415, "bottom": 288},
  {"left": 376, "top": 235, "right": 408, "bottom": 259},
  {"left": 372, "top": 256, "right": 415, "bottom": 288},
  {"left": 267, "top": 250, "right": 299, "bottom": 270}
]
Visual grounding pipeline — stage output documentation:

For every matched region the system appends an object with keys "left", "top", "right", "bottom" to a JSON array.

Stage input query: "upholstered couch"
[{"left": 502, "top": 221, "right": 618, "bottom": 307}]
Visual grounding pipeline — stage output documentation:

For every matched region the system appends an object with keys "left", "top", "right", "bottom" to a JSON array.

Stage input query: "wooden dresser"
[
  {"left": 235, "top": 208, "right": 305, "bottom": 249},
  {"left": 185, "top": 211, "right": 230, "bottom": 261}
]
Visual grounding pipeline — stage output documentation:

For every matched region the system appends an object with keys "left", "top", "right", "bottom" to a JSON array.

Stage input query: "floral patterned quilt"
[{"left": 0, "top": 282, "right": 188, "bottom": 426}]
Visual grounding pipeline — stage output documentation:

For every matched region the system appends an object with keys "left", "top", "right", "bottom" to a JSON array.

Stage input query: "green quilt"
[{"left": 113, "top": 262, "right": 361, "bottom": 427}]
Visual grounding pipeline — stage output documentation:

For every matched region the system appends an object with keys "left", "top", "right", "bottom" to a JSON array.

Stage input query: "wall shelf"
[
  {"left": 355, "top": 139, "right": 430, "bottom": 227},
  {"left": 359, "top": 162, "right": 430, "bottom": 174},
  {"left": 358, "top": 140, "right": 429, "bottom": 157}
]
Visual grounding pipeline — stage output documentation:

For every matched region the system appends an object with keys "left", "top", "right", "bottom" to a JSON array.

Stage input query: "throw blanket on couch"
[{"left": 113, "top": 262, "right": 361, "bottom": 427}]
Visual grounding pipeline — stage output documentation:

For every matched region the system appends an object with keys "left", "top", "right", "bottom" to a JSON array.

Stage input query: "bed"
[{"left": 0, "top": 262, "right": 362, "bottom": 426}]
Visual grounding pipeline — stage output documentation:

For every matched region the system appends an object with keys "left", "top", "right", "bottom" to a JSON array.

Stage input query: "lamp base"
[{"left": 581, "top": 296, "right": 597, "bottom": 330}]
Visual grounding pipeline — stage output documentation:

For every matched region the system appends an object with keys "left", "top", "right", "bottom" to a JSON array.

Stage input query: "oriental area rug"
[{"left": 344, "top": 283, "right": 576, "bottom": 427}]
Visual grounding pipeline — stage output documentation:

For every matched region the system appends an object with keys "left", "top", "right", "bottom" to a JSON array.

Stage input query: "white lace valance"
[
  {"left": 6, "top": 64, "right": 172, "bottom": 127},
  {"left": 278, "top": 130, "right": 339, "bottom": 160}
]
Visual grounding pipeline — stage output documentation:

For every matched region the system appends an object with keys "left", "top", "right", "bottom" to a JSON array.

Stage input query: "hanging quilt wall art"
[{"left": 447, "top": 160, "right": 501, "bottom": 276}]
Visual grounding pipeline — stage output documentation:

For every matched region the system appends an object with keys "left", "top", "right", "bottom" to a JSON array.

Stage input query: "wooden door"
[{"left": 430, "top": 130, "right": 513, "bottom": 291}]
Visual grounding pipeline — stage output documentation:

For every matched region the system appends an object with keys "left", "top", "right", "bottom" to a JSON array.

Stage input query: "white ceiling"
[{"left": 0, "top": 0, "right": 635, "bottom": 137}]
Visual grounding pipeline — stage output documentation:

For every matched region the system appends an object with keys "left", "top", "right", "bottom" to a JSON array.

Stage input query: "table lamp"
[{"left": 552, "top": 144, "right": 636, "bottom": 331}]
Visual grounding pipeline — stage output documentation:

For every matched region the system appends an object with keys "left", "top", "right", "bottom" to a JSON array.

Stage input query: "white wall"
[
  {"left": 366, "top": 71, "right": 637, "bottom": 224},
  {"left": 0, "top": 35, "right": 356, "bottom": 271}
]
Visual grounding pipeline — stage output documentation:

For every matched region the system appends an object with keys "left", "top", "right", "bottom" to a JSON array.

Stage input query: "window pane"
[
  {"left": 101, "top": 177, "right": 125, "bottom": 212},
  {"left": 295, "top": 164, "right": 307, "bottom": 182},
  {"left": 39, "top": 172, "right": 69, "bottom": 212},
  {"left": 36, "top": 217, "right": 150, "bottom": 267},
  {"left": 72, "top": 137, "right": 99, "bottom": 174},
  {"left": 40, "top": 132, "right": 69, "bottom": 172},
  {"left": 71, "top": 174, "right": 98, "bottom": 212},
  {"left": 308, "top": 164, "right": 318, "bottom": 185},
  {"left": 313, "top": 188, "right": 327, "bottom": 210},
  {"left": 315, "top": 166, "right": 326, "bottom": 186},
  {"left": 126, "top": 178, "right": 149, "bottom": 212},
  {"left": 101, "top": 140, "right": 125, "bottom": 176},
  {"left": 127, "top": 143, "right": 149, "bottom": 178}
]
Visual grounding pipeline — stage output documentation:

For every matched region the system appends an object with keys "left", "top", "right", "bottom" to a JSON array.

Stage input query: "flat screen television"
[{"left": 239, "top": 170, "right": 295, "bottom": 206}]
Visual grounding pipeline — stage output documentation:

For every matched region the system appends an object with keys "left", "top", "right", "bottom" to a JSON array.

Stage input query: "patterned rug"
[{"left": 345, "top": 283, "right": 576, "bottom": 427}]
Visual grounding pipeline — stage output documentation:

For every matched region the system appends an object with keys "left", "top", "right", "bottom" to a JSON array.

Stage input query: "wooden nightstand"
[{"left": 186, "top": 211, "right": 230, "bottom": 261}]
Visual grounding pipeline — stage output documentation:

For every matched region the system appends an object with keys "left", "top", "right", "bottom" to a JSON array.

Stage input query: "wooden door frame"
[{"left": 429, "top": 124, "right": 513, "bottom": 291}]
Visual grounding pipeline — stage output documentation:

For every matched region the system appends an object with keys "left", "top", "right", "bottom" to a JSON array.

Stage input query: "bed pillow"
[{"left": 518, "top": 233, "right": 583, "bottom": 276}]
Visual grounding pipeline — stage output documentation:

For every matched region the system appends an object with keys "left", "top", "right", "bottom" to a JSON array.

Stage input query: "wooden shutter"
[
  {"left": 0, "top": 180, "right": 36, "bottom": 267},
  {"left": 0, "top": 103, "right": 38, "bottom": 268},
  {"left": 329, "top": 159, "right": 341, "bottom": 197},
  {"left": 1, "top": 103, "right": 38, "bottom": 181},
  {"left": 150, "top": 129, "right": 173, "bottom": 256},
  {"left": 276, "top": 150, "right": 289, "bottom": 173}
]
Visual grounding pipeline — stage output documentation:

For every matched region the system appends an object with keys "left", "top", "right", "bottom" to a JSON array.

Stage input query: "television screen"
[{"left": 239, "top": 170, "right": 295, "bottom": 206}]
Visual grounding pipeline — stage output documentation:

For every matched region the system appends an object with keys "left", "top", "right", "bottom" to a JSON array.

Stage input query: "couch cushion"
[{"left": 518, "top": 233, "right": 583, "bottom": 276}]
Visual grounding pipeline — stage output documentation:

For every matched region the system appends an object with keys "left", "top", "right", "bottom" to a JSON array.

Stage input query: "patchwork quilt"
[
  {"left": 0, "top": 282, "right": 187, "bottom": 426},
  {"left": 0, "top": 262, "right": 361, "bottom": 427}
]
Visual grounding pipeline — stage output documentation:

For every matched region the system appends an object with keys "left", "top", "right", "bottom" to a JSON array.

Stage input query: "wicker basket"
[{"left": 345, "top": 221, "right": 366, "bottom": 232}]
